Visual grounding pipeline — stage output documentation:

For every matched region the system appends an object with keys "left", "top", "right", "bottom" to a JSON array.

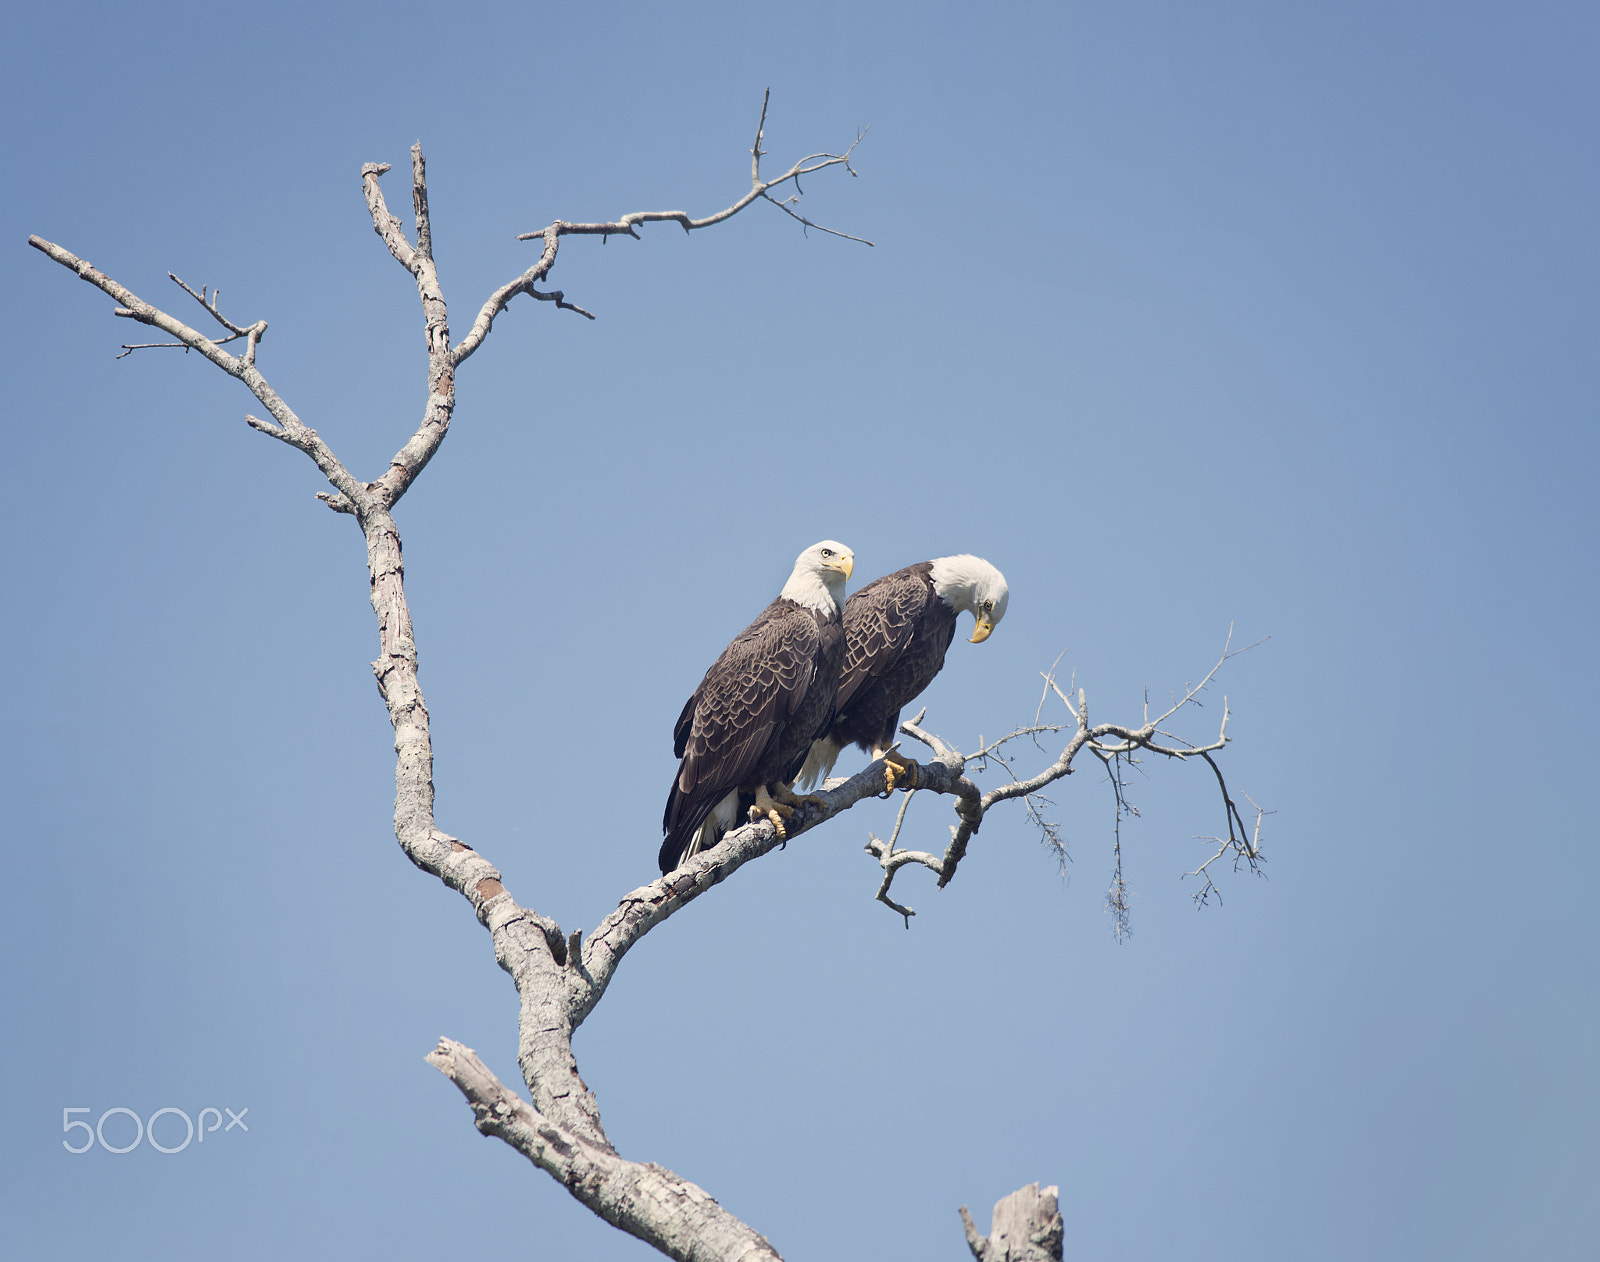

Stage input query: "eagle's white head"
[
  {"left": 781, "top": 540, "right": 855, "bottom": 614},
  {"left": 929, "top": 555, "right": 1010, "bottom": 643}
]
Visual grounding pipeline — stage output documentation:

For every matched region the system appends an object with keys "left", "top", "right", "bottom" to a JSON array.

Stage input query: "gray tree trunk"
[{"left": 962, "top": 1184, "right": 1064, "bottom": 1262}]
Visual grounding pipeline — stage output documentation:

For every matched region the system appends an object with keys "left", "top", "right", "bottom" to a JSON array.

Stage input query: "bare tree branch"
[
  {"left": 961, "top": 1205, "right": 990, "bottom": 1261},
  {"left": 1186, "top": 793, "right": 1270, "bottom": 908},
  {"left": 114, "top": 272, "right": 269, "bottom": 361},
  {"left": 836, "top": 633, "right": 1267, "bottom": 925},
  {"left": 426, "top": 1038, "right": 780, "bottom": 1262},
  {"left": 865, "top": 789, "right": 940, "bottom": 925},
  {"left": 359, "top": 161, "right": 417, "bottom": 271},
  {"left": 357, "top": 147, "right": 454, "bottom": 510},
  {"left": 29, "top": 236, "right": 366, "bottom": 508},
  {"left": 450, "top": 88, "right": 870, "bottom": 365},
  {"left": 572, "top": 749, "right": 968, "bottom": 1027},
  {"left": 1092, "top": 745, "right": 1137, "bottom": 941},
  {"left": 759, "top": 173, "right": 874, "bottom": 244}
]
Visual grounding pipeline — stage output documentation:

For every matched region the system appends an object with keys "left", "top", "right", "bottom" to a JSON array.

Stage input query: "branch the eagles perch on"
[{"left": 30, "top": 92, "right": 1263, "bottom": 1262}]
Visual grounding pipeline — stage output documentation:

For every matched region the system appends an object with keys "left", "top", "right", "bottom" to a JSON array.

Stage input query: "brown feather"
[{"left": 660, "top": 597, "right": 844, "bottom": 872}]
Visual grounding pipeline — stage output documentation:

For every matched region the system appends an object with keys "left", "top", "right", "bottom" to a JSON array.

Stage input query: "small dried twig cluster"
[
  {"left": 1187, "top": 791, "right": 1271, "bottom": 909},
  {"left": 114, "top": 273, "right": 268, "bottom": 362},
  {"left": 857, "top": 628, "right": 1266, "bottom": 935}
]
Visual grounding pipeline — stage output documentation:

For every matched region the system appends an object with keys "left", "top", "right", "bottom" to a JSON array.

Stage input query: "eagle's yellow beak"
[
  {"left": 826, "top": 554, "right": 854, "bottom": 581},
  {"left": 969, "top": 615, "right": 995, "bottom": 644}
]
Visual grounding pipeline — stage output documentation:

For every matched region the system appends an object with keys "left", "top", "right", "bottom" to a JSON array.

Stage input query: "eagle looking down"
[
  {"left": 659, "top": 540, "right": 854, "bottom": 874},
  {"left": 799, "top": 554, "right": 1009, "bottom": 793}
]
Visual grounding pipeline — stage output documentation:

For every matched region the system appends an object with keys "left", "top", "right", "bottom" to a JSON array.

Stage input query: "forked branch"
[
  {"left": 347, "top": 93, "right": 868, "bottom": 514},
  {"left": 450, "top": 88, "right": 870, "bottom": 363},
  {"left": 1186, "top": 793, "right": 1270, "bottom": 908},
  {"left": 851, "top": 634, "right": 1266, "bottom": 925},
  {"left": 29, "top": 236, "right": 366, "bottom": 508},
  {"left": 112, "top": 271, "right": 268, "bottom": 361},
  {"left": 426, "top": 1038, "right": 780, "bottom": 1262},
  {"left": 865, "top": 789, "right": 943, "bottom": 925}
]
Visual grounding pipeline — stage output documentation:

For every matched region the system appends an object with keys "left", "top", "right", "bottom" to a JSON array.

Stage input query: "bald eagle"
[
  {"left": 660, "top": 541, "right": 855, "bottom": 874},
  {"left": 799, "top": 555, "right": 1009, "bottom": 792}
]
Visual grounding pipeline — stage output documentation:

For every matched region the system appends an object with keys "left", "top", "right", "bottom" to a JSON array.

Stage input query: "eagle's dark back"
[
  {"left": 831, "top": 561, "right": 958, "bottom": 755},
  {"left": 660, "top": 597, "right": 844, "bottom": 872}
]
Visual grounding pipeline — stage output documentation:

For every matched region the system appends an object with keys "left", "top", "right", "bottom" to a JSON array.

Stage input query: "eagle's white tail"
[{"left": 796, "top": 734, "right": 842, "bottom": 792}]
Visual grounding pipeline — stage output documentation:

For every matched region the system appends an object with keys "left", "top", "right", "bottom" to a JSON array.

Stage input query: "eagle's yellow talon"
[
  {"left": 750, "top": 785, "right": 796, "bottom": 839},
  {"left": 882, "top": 750, "right": 918, "bottom": 793}
]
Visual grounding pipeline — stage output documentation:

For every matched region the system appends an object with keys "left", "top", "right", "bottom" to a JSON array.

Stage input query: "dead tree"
[
  {"left": 30, "top": 96, "right": 1261, "bottom": 1261},
  {"left": 963, "top": 1184, "right": 1065, "bottom": 1262}
]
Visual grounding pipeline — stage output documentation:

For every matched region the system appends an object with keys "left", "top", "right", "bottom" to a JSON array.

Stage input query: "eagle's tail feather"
[
  {"left": 796, "top": 734, "right": 842, "bottom": 792},
  {"left": 665, "top": 789, "right": 740, "bottom": 873}
]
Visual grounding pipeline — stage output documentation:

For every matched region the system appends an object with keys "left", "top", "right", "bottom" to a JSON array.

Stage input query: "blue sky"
[{"left": 3, "top": 2, "right": 1596, "bottom": 1258}]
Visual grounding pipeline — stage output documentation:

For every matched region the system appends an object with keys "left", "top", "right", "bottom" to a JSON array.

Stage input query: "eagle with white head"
[
  {"left": 799, "top": 554, "right": 1009, "bottom": 792},
  {"left": 660, "top": 540, "right": 855, "bottom": 873}
]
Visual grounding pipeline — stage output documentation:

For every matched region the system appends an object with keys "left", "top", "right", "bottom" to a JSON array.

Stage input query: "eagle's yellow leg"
[
  {"left": 876, "top": 746, "right": 919, "bottom": 793},
  {"left": 772, "top": 781, "right": 825, "bottom": 810},
  {"left": 749, "top": 784, "right": 796, "bottom": 839}
]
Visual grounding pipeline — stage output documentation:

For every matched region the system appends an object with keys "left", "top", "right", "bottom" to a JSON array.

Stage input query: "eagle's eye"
[
  {"left": 982, "top": 599, "right": 993, "bottom": 612},
  {"left": 820, "top": 548, "right": 834, "bottom": 558}
]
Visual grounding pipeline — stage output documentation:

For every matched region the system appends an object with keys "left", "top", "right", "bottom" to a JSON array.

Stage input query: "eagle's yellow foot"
[
  {"left": 881, "top": 749, "right": 918, "bottom": 793},
  {"left": 772, "top": 782, "right": 825, "bottom": 810},
  {"left": 749, "top": 786, "right": 795, "bottom": 840}
]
